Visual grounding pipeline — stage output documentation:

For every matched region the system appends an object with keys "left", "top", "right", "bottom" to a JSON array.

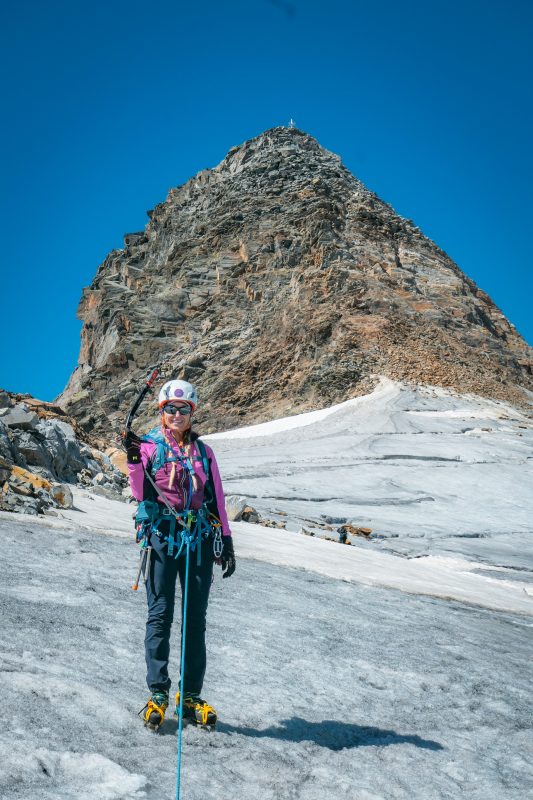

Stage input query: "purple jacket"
[{"left": 127, "top": 430, "right": 232, "bottom": 537}]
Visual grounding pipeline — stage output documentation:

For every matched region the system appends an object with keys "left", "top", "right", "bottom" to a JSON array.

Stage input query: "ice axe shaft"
[
  {"left": 144, "top": 546, "right": 152, "bottom": 584},
  {"left": 126, "top": 368, "right": 159, "bottom": 592},
  {"left": 125, "top": 366, "right": 159, "bottom": 433},
  {"left": 132, "top": 547, "right": 148, "bottom": 591}
]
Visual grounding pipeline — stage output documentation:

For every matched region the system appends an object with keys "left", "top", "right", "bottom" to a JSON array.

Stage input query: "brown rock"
[
  {"left": 107, "top": 447, "right": 128, "bottom": 476},
  {"left": 11, "top": 482, "right": 33, "bottom": 497},
  {"left": 50, "top": 484, "right": 74, "bottom": 509},
  {"left": 10, "top": 466, "right": 51, "bottom": 491},
  {"left": 56, "top": 127, "right": 532, "bottom": 439}
]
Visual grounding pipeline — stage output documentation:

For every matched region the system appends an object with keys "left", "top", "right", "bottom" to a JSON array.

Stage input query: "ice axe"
[
  {"left": 132, "top": 543, "right": 152, "bottom": 591},
  {"left": 124, "top": 366, "right": 159, "bottom": 591},
  {"left": 124, "top": 365, "right": 160, "bottom": 435}
]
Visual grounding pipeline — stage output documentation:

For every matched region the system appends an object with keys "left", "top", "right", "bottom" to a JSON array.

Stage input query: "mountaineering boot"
[
  {"left": 175, "top": 691, "right": 217, "bottom": 729},
  {"left": 139, "top": 690, "right": 169, "bottom": 731}
]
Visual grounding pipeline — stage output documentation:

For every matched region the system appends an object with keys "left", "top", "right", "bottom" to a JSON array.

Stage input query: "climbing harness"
[{"left": 133, "top": 427, "right": 222, "bottom": 567}]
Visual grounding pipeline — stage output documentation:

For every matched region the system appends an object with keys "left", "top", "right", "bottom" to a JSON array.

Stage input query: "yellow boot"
[
  {"left": 175, "top": 692, "right": 217, "bottom": 729},
  {"left": 139, "top": 690, "right": 169, "bottom": 731}
]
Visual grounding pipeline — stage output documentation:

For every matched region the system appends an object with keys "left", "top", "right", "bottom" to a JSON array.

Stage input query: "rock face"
[
  {"left": 59, "top": 127, "right": 532, "bottom": 439},
  {"left": 0, "top": 390, "right": 126, "bottom": 515}
]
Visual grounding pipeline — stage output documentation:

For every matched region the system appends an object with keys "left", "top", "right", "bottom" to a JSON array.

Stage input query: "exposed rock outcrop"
[
  {"left": 59, "top": 127, "right": 532, "bottom": 441},
  {"left": 0, "top": 390, "right": 126, "bottom": 515}
]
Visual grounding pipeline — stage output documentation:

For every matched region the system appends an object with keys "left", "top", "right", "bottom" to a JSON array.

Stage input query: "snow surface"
[
  {"left": 205, "top": 378, "right": 533, "bottom": 572},
  {"left": 1, "top": 380, "right": 532, "bottom": 799}
]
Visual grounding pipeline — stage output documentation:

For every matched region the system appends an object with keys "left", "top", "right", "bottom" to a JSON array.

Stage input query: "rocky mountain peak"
[
  {"left": 218, "top": 126, "right": 344, "bottom": 174},
  {"left": 58, "top": 127, "right": 532, "bottom": 443}
]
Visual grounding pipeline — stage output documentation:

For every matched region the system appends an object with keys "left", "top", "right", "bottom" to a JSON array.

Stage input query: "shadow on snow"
[{"left": 163, "top": 716, "right": 444, "bottom": 751}]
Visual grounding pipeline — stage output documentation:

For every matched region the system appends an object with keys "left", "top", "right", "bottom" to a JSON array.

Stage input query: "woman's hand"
[
  {"left": 122, "top": 429, "right": 142, "bottom": 464},
  {"left": 220, "top": 536, "right": 236, "bottom": 578}
]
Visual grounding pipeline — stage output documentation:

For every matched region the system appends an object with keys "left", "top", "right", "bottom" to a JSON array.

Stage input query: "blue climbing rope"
[
  {"left": 176, "top": 456, "right": 195, "bottom": 800},
  {"left": 176, "top": 536, "right": 190, "bottom": 800}
]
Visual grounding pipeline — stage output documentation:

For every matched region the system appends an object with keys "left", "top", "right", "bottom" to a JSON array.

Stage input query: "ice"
[
  {"left": 0, "top": 747, "right": 147, "bottom": 799},
  {"left": 205, "top": 378, "right": 533, "bottom": 571},
  {"left": 0, "top": 379, "right": 531, "bottom": 798},
  {"left": 233, "top": 522, "right": 532, "bottom": 614},
  {"left": 207, "top": 380, "right": 395, "bottom": 439}
]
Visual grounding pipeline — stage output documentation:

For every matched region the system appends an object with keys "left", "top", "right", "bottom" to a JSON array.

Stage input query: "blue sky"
[{"left": 1, "top": 0, "right": 531, "bottom": 401}]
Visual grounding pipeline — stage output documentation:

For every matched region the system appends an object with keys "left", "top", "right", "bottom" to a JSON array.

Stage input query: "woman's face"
[{"left": 162, "top": 402, "right": 193, "bottom": 438}]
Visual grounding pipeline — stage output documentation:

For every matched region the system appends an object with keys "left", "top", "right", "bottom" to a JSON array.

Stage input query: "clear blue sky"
[{"left": 1, "top": 0, "right": 531, "bottom": 401}]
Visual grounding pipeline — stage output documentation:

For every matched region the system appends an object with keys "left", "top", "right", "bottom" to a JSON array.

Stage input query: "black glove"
[
  {"left": 122, "top": 429, "right": 142, "bottom": 464},
  {"left": 221, "top": 536, "right": 236, "bottom": 579}
]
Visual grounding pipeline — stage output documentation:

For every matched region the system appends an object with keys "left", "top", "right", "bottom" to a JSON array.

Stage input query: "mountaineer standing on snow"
[{"left": 124, "top": 379, "right": 235, "bottom": 731}]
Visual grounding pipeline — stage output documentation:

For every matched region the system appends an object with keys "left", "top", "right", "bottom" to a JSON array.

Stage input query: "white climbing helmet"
[{"left": 158, "top": 379, "right": 198, "bottom": 411}]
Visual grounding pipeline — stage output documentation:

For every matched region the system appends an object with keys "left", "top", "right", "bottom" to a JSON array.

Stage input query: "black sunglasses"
[{"left": 163, "top": 404, "right": 192, "bottom": 417}]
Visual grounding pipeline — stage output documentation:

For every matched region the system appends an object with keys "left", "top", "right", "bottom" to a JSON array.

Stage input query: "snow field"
[
  {"left": 206, "top": 379, "right": 533, "bottom": 571},
  {"left": 1, "top": 379, "right": 532, "bottom": 798},
  {"left": 0, "top": 518, "right": 532, "bottom": 799}
]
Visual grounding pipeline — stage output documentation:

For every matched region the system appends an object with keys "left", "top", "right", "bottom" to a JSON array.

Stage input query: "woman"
[{"left": 124, "top": 379, "right": 235, "bottom": 731}]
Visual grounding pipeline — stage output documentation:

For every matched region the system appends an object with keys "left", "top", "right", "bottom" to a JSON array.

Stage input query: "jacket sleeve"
[
  {"left": 127, "top": 441, "right": 156, "bottom": 501},
  {"left": 204, "top": 444, "right": 232, "bottom": 537}
]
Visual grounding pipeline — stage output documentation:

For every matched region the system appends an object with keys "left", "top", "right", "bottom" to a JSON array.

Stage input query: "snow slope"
[
  {"left": 1, "top": 380, "right": 532, "bottom": 799},
  {"left": 206, "top": 378, "right": 533, "bottom": 571}
]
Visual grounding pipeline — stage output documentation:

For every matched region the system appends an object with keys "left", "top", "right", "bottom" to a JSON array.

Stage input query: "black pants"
[{"left": 144, "top": 530, "right": 214, "bottom": 695}]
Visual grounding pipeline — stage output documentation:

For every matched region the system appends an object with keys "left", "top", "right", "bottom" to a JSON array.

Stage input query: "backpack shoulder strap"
[
  {"left": 142, "top": 427, "right": 168, "bottom": 475},
  {"left": 196, "top": 439, "right": 217, "bottom": 509},
  {"left": 195, "top": 439, "right": 210, "bottom": 480}
]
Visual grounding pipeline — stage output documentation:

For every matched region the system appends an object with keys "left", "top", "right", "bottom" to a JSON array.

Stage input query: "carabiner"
[{"left": 213, "top": 528, "right": 223, "bottom": 559}]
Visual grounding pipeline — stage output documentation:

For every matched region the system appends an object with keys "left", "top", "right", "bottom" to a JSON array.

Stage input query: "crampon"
[
  {"left": 139, "top": 690, "right": 169, "bottom": 731},
  {"left": 175, "top": 692, "right": 217, "bottom": 730}
]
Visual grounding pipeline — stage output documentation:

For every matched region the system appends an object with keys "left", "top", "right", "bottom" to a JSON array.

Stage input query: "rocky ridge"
[
  {"left": 59, "top": 127, "right": 532, "bottom": 441},
  {"left": 0, "top": 389, "right": 126, "bottom": 515}
]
